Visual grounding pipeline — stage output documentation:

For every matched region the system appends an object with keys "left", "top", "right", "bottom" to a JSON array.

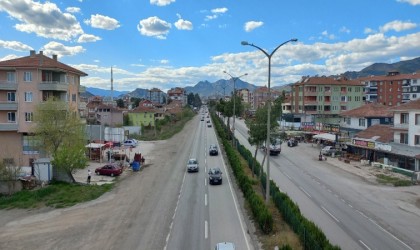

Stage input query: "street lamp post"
[
  {"left": 241, "top": 39, "right": 297, "bottom": 203},
  {"left": 223, "top": 71, "right": 247, "bottom": 147}
]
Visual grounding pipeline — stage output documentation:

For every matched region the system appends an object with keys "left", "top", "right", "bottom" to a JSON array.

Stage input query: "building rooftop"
[
  {"left": 354, "top": 124, "right": 394, "bottom": 143},
  {"left": 390, "top": 98, "right": 420, "bottom": 111},
  {"left": 294, "top": 76, "right": 363, "bottom": 86},
  {"left": 340, "top": 103, "right": 394, "bottom": 118}
]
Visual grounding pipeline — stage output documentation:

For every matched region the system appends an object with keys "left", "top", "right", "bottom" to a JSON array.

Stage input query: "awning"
[
  {"left": 85, "top": 143, "right": 105, "bottom": 149},
  {"left": 313, "top": 133, "right": 338, "bottom": 141}
]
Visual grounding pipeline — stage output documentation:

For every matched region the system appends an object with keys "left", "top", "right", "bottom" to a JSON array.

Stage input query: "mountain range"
[{"left": 83, "top": 56, "right": 420, "bottom": 99}]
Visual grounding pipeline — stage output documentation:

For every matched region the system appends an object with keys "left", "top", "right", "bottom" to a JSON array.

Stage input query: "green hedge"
[
  {"left": 212, "top": 112, "right": 340, "bottom": 249},
  {"left": 212, "top": 113, "right": 273, "bottom": 234}
]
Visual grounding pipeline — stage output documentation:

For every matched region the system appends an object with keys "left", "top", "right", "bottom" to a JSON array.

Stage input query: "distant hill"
[
  {"left": 185, "top": 79, "right": 258, "bottom": 97},
  {"left": 343, "top": 56, "right": 420, "bottom": 79},
  {"left": 86, "top": 87, "right": 129, "bottom": 98}
]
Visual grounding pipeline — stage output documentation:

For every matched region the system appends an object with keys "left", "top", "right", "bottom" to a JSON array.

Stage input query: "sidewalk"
[{"left": 73, "top": 141, "right": 157, "bottom": 185}]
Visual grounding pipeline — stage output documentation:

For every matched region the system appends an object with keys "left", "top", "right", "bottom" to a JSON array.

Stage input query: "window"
[
  {"left": 25, "top": 112, "right": 33, "bottom": 122},
  {"left": 7, "top": 112, "right": 16, "bottom": 122},
  {"left": 7, "top": 72, "right": 15, "bottom": 82},
  {"left": 346, "top": 118, "right": 351, "bottom": 125},
  {"left": 341, "top": 106, "right": 347, "bottom": 111},
  {"left": 23, "top": 134, "right": 39, "bottom": 153},
  {"left": 7, "top": 92, "right": 16, "bottom": 102},
  {"left": 415, "top": 114, "right": 420, "bottom": 125},
  {"left": 400, "top": 113, "right": 409, "bottom": 124},
  {"left": 25, "top": 92, "right": 33, "bottom": 102},
  {"left": 348, "top": 96, "right": 352, "bottom": 101},
  {"left": 359, "top": 118, "right": 366, "bottom": 127},
  {"left": 413, "top": 87, "right": 418, "bottom": 91},
  {"left": 72, "top": 94, "right": 76, "bottom": 102},
  {"left": 400, "top": 133, "right": 408, "bottom": 144},
  {"left": 347, "top": 87, "right": 352, "bottom": 92},
  {"left": 415, "top": 135, "right": 420, "bottom": 145},
  {"left": 341, "top": 96, "right": 346, "bottom": 102},
  {"left": 24, "top": 72, "right": 32, "bottom": 82}
]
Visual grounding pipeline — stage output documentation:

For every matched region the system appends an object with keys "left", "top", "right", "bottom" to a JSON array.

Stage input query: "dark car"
[
  {"left": 208, "top": 167, "right": 222, "bottom": 185},
  {"left": 209, "top": 144, "right": 218, "bottom": 156},
  {"left": 287, "top": 139, "right": 298, "bottom": 147},
  {"left": 95, "top": 164, "right": 123, "bottom": 177}
]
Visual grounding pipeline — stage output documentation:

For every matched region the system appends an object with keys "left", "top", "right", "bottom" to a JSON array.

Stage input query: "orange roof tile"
[
  {"left": 354, "top": 124, "right": 394, "bottom": 143},
  {"left": 294, "top": 76, "right": 363, "bottom": 86},
  {"left": 340, "top": 103, "right": 393, "bottom": 118},
  {"left": 390, "top": 98, "right": 420, "bottom": 111}
]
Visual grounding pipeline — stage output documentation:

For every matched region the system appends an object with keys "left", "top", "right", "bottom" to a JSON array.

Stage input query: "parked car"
[
  {"left": 209, "top": 144, "right": 218, "bottom": 156},
  {"left": 187, "top": 158, "right": 199, "bottom": 172},
  {"left": 208, "top": 167, "right": 222, "bottom": 185},
  {"left": 95, "top": 164, "right": 123, "bottom": 177},
  {"left": 207, "top": 120, "right": 210, "bottom": 123},
  {"left": 287, "top": 139, "right": 298, "bottom": 147},
  {"left": 321, "top": 146, "right": 338, "bottom": 156},
  {"left": 123, "top": 139, "right": 137, "bottom": 147},
  {"left": 215, "top": 242, "right": 235, "bottom": 250}
]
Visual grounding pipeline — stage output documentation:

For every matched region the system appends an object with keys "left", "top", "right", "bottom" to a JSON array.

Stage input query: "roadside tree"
[{"left": 33, "top": 98, "right": 88, "bottom": 183}]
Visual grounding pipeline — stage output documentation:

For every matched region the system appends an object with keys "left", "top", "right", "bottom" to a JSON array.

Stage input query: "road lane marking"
[
  {"left": 321, "top": 206, "right": 340, "bottom": 223},
  {"left": 367, "top": 218, "right": 413, "bottom": 249},
  {"left": 284, "top": 172, "right": 292, "bottom": 180},
  {"left": 359, "top": 240, "right": 371, "bottom": 250},
  {"left": 205, "top": 220, "right": 208, "bottom": 239},
  {"left": 204, "top": 177, "right": 207, "bottom": 186},
  {"left": 205, "top": 193, "right": 207, "bottom": 206},
  {"left": 299, "top": 186, "right": 312, "bottom": 198}
]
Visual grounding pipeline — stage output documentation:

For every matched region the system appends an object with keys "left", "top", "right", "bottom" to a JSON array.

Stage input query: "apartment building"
[
  {"left": 0, "top": 50, "right": 87, "bottom": 169},
  {"left": 167, "top": 87, "right": 187, "bottom": 106},
  {"left": 359, "top": 71, "right": 420, "bottom": 105},
  {"left": 290, "top": 76, "right": 364, "bottom": 124},
  {"left": 252, "top": 86, "right": 281, "bottom": 110},
  {"left": 148, "top": 88, "right": 165, "bottom": 104}
]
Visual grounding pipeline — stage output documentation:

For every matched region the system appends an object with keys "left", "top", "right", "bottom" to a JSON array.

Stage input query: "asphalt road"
[
  {"left": 167, "top": 113, "right": 253, "bottom": 250},
  {"left": 233, "top": 117, "right": 419, "bottom": 250}
]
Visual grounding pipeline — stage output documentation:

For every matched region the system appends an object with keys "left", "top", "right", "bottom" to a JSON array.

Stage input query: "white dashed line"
[
  {"left": 205, "top": 193, "right": 207, "bottom": 206},
  {"left": 359, "top": 240, "right": 371, "bottom": 250},
  {"left": 321, "top": 206, "right": 340, "bottom": 223},
  {"left": 205, "top": 220, "right": 208, "bottom": 239},
  {"left": 299, "top": 186, "right": 312, "bottom": 198}
]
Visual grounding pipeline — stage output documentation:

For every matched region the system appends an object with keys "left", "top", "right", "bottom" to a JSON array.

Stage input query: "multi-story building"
[
  {"left": 290, "top": 76, "right": 364, "bottom": 124},
  {"left": 167, "top": 87, "right": 186, "bottom": 106},
  {"left": 237, "top": 88, "right": 251, "bottom": 105},
  {"left": 252, "top": 86, "right": 281, "bottom": 110},
  {"left": 148, "top": 88, "right": 165, "bottom": 104},
  {"left": 0, "top": 50, "right": 87, "bottom": 169},
  {"left": 359, "top": 71, "right": 420, "bottom": 105}
]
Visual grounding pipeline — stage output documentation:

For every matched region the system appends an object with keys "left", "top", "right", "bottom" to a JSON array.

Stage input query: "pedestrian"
[{"left": 87, "top": 169, "right": 91, "bottom": 184}]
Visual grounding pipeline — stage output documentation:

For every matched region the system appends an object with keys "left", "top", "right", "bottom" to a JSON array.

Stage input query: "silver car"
[
  {"left": 187, "top": 158, "right": 199, "bottom": 172},
  {"left": 215, "top": 242, "right": 235, "bottom": 250}
]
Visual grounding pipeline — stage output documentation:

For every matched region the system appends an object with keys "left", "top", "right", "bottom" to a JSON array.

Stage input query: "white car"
[
  {"left": 187, "top": 158, "right": 199, "bottom": 172},
  {"left": 123, "top": 139, "right": 137, "bottom": 147},
  {"left": 215, "top": 242, "right": 235, "bottom": 250}
]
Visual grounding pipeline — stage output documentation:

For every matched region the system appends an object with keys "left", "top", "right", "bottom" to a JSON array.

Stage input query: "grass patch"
[
  {"left": 138, "top": 108, "right": 195, "bottom": 141},
  {"left": 237, "top": 150, "right": 302, "bottom": 249},
  {"left": 376, "top": 174, "right": 412, "bottom": 186},
  {"left": 0, "top": 181, "right": 113, "bottom": 209}
]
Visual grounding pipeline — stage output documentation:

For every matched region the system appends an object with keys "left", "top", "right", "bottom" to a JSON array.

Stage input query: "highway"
[
  {"left": 233, "top": 117, "right": 419, "bottom": 250},
  {"left": 166, "top": 112, "right": 253, "bottom": 250}
]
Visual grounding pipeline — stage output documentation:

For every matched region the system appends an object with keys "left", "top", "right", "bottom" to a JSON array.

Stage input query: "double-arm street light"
[
  {"left": 223, "top": 71, "right": 248, "bottom": 147},
  {"left": 241, "top": 38, "right": 298, "bottom": 203}
]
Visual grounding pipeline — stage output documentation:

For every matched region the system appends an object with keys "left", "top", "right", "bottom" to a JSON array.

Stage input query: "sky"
[{"left": 0, "top": 0, "right": 420, "bottom": 93}]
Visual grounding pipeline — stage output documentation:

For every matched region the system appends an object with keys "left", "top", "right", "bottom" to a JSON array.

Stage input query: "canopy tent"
[
  {"left": 85, "top": 143, "right": 105, "bottom": 149},
  {"left": 313, "top": 133, "right": 338, "bottom": 142}
]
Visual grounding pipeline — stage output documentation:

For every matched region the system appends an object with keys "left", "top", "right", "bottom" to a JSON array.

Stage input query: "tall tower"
[{"left": 111, "top": 67, "right": 114, "bottom": 102}]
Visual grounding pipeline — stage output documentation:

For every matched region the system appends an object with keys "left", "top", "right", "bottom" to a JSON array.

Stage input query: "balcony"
[
  {"left": 0, "top": 81, "right": 18, "bottom": 90},
  {"left": 0, "top": 101, "right": 18, "bottom": 110},
  {"left": 304, "top": 91, "right": 317, "bottom": 96},
  {"left": 393, "top": 123, "right": 409, "bottom": 130},
  {"left": 0, "top": 122, "right": 18, "bottom": 131},
  {"left": 38, "top": 81, "right": 68, "bottom": 91}
]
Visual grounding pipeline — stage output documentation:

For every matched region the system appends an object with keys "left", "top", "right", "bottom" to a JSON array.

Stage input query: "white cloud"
[
  {"left": 364, "top": 27, "right": 376, "bottom": 34},
  {"left": 150, "top": 0, "right": 175, "bottom": 6},
  {"left": 66, "top": 7, "right": 80, "bottom": 13},
  {"left": 0, "top": 39, "right": 33, "bottom": 51},
  {"left": 0, "top": 54, "right": 19, "bottom": 61},
  {"left": 380, "top": 20, "right": 417, "bottom": 33},
  {"left": 77, "top": 34, "right": 101, "bottom": 43},
  {"left": 137, "top": 16, "right": 171, "bottom": 39},
  {"left": 321, "top": 30, "right": 336, "bottom": 40},
  {"left": 93, "top": 59, "right": 100, "bottom": 63},
  {"left": 84, "top": 14, "right": 120, "bottom": 30},
  {"left": 397, "top": 0, "right": 420, "bottom": 5},
  {"left": 0, "top": 0, "right": 84, "bottom": 41},
  {"left": 211, "top": 7, "right": 228, "bottom": 14},
  {"left": 244, "top": 21, "right": 263, "bottom": 32},
  {"left": 339, "top": 26, "right": 350, "bottom": 34},
  {"left": 205, "top": 15, "right": 218, "bottom": 21},
  {"left": 160, "top": 59, "right": 169, "bottom": 64},
  {"left": 174, "top": 19, "right": 193, "bottom": 30},
  {"left": 41, "top": 41, "right": 85, "bottom": 57}
]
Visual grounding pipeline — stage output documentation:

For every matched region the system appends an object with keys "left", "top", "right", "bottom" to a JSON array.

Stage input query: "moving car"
[
  {"left": 321, "top": 146, "right": 338, "bottom": 156},
  {"left": 208, "top": 167, "right": 222, "bottom": 185},
  {"left": 207, "top": 123, "right": 212, "bottom": 127},
  {"left": 123, "top": 139, "right": 137, "bottom": 147},
  {"left": 209, "top": 144, "right": 218, "bottom": 156},
  {"left": 95, "top": 164, "right": 123, "bottom": 177},
  {"left": 187, "top": 158, "right": 199, "bottom": 172},
  {"left": 215, "top": 242, "right": 235, "bottom": 250},
  {"left": 287, "top": 139, "right": 298, "bottom": 147}
]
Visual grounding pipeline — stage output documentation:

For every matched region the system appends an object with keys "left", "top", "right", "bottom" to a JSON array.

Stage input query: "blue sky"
[{"left": 0, "top": 0, "right": 419, "bottom": 92}]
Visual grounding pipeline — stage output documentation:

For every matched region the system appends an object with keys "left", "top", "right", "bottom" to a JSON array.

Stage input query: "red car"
[{"left": 95, "top": 164, "right": 123, "bottom": 177}]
